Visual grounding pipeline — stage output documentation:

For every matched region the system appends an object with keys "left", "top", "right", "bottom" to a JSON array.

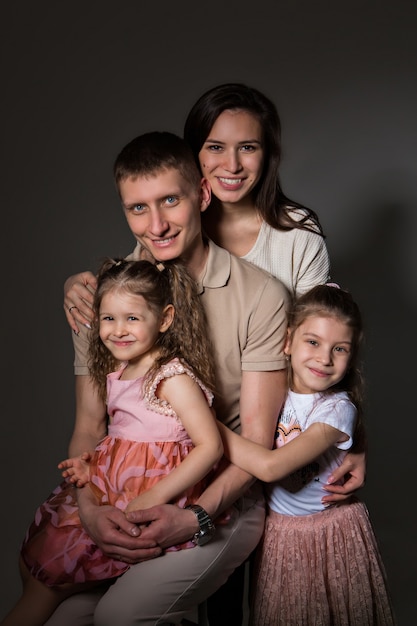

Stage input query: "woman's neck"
[{"left": 202, "top": 197, "right": 262, "bottom": 257}]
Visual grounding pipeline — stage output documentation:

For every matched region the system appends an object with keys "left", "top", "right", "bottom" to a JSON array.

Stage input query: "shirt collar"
[
  {"left": 196, "top": 239, "right": 231, "bottom": 293},
  {"left": 128, "top": 239, "right": 231, "bottom": 293}
]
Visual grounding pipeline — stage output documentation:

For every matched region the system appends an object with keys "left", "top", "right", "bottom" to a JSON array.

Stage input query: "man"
[{"left": 54, "top": 132, "right": 362, "bottom": 625}]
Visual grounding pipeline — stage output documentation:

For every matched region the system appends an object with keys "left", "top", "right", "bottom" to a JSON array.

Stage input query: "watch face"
[
  {"left": 194, "top": 529, "right": 214, "bottom": 546},
  {"left": 186, "top": 504, "right": 215, "bottom": 546}
]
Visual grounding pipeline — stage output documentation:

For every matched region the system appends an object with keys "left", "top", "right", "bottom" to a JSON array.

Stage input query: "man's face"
[{"left": 119, "top": 168, "right": 210, "bottom": 263}]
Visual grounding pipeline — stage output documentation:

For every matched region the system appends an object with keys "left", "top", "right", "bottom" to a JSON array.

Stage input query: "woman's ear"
[{"left": 160, "top": 304, "right": 175, "bottom": 333}]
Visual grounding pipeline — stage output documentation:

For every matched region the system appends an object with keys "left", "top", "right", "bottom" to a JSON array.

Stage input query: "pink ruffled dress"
[{"left": 21, "top": 359, "right": 214, "bottom": 587}]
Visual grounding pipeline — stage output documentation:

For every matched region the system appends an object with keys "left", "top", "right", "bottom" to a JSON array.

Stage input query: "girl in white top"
[{"left": 218, "top": 283, "right": 396, "bottom": 625}]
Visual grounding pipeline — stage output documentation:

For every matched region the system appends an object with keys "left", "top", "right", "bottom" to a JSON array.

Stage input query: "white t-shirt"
[{"left": 267, "top": 390, "right": 356, "bottom": 516}]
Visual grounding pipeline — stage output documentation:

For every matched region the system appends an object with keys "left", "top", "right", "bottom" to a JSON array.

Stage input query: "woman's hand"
[{"left": 64, "top": 271, "right": 97, "bottom": 334}]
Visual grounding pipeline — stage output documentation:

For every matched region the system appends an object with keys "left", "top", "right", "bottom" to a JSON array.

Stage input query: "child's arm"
[
  {"left": 125, "top": 374, "right": 223, "bottom": 513},
  {"left": 58, "top": 451, "right": 92, "bottom": 488},
  {"left": 217, "top": 420, "right": 348, "bottom": 483}
]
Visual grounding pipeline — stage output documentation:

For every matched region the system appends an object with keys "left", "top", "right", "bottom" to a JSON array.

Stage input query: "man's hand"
[
  {"left": 64, "top": 271, "right": 97, "bottom": 334},
  {"left": 126, "top": 504, "right": 198, "bottom": 550},
  {"left": 322, "top": 451, "right": 366, "bottom": 505},
  {"left": 78, "top": 493, "right": 163, "bottom": 564}
]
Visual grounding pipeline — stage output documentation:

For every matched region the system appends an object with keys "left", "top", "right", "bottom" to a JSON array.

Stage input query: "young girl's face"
[
  {"left": 285, "top": 315, "right": 353, "bottom": 394},
  {"left": 198, "top": 109, "right": 264, "bottom": 205},
  {"left": 98, "top": 290, "right": 173, "bottom": 364}
]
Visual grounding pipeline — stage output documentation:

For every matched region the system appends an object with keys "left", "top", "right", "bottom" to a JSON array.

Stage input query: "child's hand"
[
  {"left": 58, "top": 451, "right": 92, "bottom": 488},
  {"left": 125, "top": 491, "right": 159, "bottom": 514}
]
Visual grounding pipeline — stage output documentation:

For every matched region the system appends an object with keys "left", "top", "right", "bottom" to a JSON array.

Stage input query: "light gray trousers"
[{"left": 45, "top": 491, "right": 265, "bottom": 626}]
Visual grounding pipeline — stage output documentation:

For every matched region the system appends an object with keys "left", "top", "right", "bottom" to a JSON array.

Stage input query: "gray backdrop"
[{"left": 2, "top": 2, "right": 416, "bottom": 623}]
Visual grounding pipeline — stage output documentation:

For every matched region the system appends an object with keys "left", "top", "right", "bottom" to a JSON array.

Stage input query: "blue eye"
[{"left": 132, "top": 204, "right": 145, "bottom": 213}]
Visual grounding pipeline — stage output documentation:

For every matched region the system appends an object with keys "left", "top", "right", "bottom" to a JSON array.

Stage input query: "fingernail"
[
  {"left": 73, "top": 329, "right": 79, "bottom": 336},
  {"left": 84, "top": 323, "right": 91, "bottom": 329}
]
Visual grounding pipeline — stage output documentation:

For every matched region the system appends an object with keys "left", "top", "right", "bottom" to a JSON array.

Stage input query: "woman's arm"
[
  {"left": 218, "top": 419, "right": 347, "bottom": 483},
  {"left": 125, "top": 374, "right": 223, "bottom": 512}
]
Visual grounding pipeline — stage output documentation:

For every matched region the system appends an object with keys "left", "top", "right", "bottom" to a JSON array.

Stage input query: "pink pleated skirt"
[{"left": 250, "top": 499, "right": 396, "bottom": 625}]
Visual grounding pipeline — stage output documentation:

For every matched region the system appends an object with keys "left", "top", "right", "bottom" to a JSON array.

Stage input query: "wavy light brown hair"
[{"left": 88, "top": 258, "right": 216, "bottom": 401}]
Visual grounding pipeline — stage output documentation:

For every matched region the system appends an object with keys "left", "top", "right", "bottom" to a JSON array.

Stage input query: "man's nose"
[{"left": 149, "top": 209, "right": 169, "bottom": 235}]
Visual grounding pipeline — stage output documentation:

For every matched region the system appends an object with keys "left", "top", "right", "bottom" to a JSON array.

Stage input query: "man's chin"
[{"left": 146, "top": 245, "right": 181, "bottom": 263}]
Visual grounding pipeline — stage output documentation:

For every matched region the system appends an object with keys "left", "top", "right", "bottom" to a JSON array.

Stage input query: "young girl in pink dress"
[
  {"left": 217, "top": 283, "right": 396, "bottom": 625},
  {"left": 3, "top": 258, "right": 223, "bottom": 626}
]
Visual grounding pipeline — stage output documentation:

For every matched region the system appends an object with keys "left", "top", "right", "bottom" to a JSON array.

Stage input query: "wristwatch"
[{"left": 185, "top": 504, "right": 215, "bottom": 546}]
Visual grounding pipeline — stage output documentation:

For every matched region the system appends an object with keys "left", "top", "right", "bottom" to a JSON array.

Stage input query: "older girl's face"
[
  {"left": 285, "top": 316, "right": 353, "bottom": 394},
  {"left": 198, "top": 109, "right": 264, "bottom": 205}
]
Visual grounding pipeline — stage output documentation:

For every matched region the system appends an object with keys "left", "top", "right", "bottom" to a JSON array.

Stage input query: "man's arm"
[
  {"left": 196, "top": 369, "right": 285, "bottom": 516},
  {"left": 68, "top": 374, "right": 107, "bottom": 457},
  {"left": 72, "top": 375, "right": 163, "bottom": 562},
  {"left": 127, "top": 369, "right": 287, "bottom": 548}
]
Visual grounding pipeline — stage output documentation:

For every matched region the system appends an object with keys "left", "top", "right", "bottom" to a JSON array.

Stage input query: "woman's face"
[{"left": 198, "top": 109, "right": 264, "bottom": 205}]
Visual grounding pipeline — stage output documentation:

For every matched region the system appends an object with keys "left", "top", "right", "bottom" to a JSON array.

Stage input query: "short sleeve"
[
  {"left": 144, "top": 358, "right": 214, "bottom": 416},
  {"left": 292, "top": 228, "right": 331, "bottom": 296},
  {"left": 241, "top": 274, "right": 290, "bottom": 372},
  {"left": 73, "top": 323, "right": 91, "bottom": 375},
  {"left": 310, "top": 396, "right": 356, "bottom": 450}
]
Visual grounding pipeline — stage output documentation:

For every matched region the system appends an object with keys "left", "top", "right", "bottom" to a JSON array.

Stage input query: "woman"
[{"left": 184, "top": 82, "right": 330, "bottom": 296}]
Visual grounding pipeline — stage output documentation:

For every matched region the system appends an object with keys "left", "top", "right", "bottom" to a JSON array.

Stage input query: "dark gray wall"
[{"left": 2, "top": 2, "right": 416, "bottom": 623}]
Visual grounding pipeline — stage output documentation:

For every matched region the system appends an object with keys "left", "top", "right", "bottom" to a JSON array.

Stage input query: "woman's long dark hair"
[{"left": 184, "top": 82, "right": 324, "bottom": 236}]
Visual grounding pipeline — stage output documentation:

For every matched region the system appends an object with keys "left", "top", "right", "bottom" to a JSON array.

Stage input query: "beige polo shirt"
[{"left": 73, "top": 240, "right": 289, "bottom": 432}]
